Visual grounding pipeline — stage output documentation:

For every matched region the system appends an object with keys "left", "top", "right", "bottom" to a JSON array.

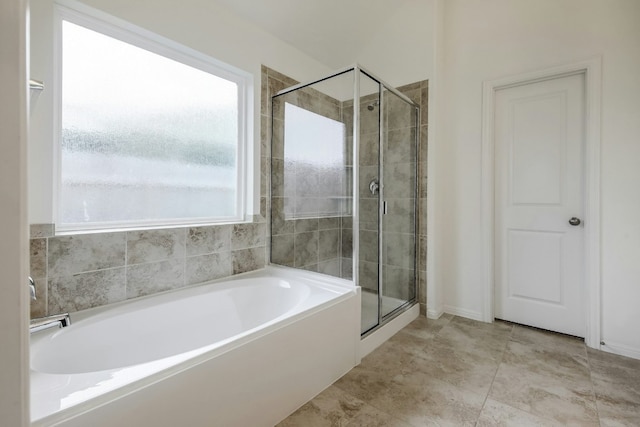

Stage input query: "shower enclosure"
[{"left": 270, "top": 65, "right": 419, "bottom": 335}]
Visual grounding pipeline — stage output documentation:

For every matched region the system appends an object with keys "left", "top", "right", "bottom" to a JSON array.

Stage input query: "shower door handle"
[{"left": 383, "top": 201, "right": 388, "bottom": 215}]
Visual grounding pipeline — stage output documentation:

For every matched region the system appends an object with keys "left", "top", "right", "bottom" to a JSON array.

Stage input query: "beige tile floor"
[{"left": 278, "top": 314, "right": 640, "bottom": 426}]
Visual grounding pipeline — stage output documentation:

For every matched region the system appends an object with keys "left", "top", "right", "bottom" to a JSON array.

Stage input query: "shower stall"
[{"left": 270, "top": 65, "right": 420, "bottom": 335}]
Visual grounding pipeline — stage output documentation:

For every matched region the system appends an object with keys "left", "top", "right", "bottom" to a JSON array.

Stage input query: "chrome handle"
[
  {"left": 569, "top": 217, "right": 581, "bottom": 226},
  {"left": 28, "top": 277, "right": 36, "bottom": 300},
  {"left": 369, "top": 179, "right": 379, "bottom": 195}
]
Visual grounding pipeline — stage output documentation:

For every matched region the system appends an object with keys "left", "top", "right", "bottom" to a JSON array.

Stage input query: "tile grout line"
[
  {"left": 585, "top": 343, "right": 604, "bottom": 427},
  {"left": 329, "top": 377, "right": 406, "bottom": 427},
  {"left": 490, "top": 325, "right": 600, "bottom": 426},
  {"left": 44, "top": 237, "right": 49, "bottom": 317},
  {"left": 181, "top": 227, "right": 187, "bottom": 290},
  {"left": 475, "top": 323, "right": 515, "bottom": 423},
  {"left": 123, "top": 232, "right": 129, "bottom": 299}
]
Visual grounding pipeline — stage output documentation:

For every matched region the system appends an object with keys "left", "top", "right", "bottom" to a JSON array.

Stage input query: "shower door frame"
[
  {"left": 376, "top": 84, "right": 420, "bottom": 330},
  {"left": 271, "top": 64, "right": 421, "bottom": 337},
  {"left": 360, "top": 68, "right": 421, "bottom": 336}
]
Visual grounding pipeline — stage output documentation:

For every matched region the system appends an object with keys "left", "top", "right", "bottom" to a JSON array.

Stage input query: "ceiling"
[{"left": 212, "top": 0, "right": 411, "bottom": 68}]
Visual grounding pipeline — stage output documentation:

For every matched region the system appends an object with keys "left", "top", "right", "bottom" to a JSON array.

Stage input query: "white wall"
[
  {"left": 355, "top": 0, "right": 435, "bottom": 87},
  {"left": 28, "top": 0, "right": 334, "bottom": 224},
  {"left": 435, "top": 0, "right": 640, "bottom": 357},
  {"left": 0, "top": 0, "right": 29, "bottom": 424}
]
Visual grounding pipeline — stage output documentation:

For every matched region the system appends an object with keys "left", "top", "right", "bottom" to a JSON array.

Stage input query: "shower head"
[{"left": 367, "top": 100, "right": 379, "bottom": 111}]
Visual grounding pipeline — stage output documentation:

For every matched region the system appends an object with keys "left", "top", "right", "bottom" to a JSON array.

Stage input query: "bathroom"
[
  {"left": 19, "top": 0, "right": 429, "bottom": 424},
  {"left": 2, "top": 0, "right": 640, "bottom": 426}
]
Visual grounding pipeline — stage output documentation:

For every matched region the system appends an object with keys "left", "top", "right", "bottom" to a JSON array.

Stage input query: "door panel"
[
  {"left": 507, "top": 229, "right": 563, "bottom": 304},
  {"left": 380, "top": 88, "right": 418, "bottom": 318},
  {"left": 510, "top": 92, "right": 565, "bottom": 205},
  {"left": 495, "top": 73, "right": 585, "bottom": 337}
]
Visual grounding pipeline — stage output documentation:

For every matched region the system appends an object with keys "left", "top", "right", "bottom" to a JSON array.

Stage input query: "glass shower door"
[{"left": 380, "top": 88, "right": 418, "bottom": 318}]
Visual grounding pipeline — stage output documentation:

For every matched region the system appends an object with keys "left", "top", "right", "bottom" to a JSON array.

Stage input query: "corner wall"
[
  {"left": 436, "top": 0, "right": 640, "bottom": 357},
  {"left": 355, "top": 0, "right": 435, "bottom": 88},
  {"left": 0, "top": 0, "right": 29, "bottom": 424}
]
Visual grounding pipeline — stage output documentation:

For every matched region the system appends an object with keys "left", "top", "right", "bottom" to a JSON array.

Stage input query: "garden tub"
[{"left": 30, "top": 266, "right": 360, "bottom": 426}]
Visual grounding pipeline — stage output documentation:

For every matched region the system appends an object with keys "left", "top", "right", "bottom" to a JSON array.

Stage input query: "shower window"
[
  {"left": 56, "top": 7, "right": 251, "bottom": 231},
  {"left": 283, "top": 103, "right": 349, "bottom": 219}
]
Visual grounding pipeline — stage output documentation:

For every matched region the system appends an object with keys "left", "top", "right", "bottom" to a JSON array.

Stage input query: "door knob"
[{"left": 568, "top": 217, "right": 581, "bottom": 226}]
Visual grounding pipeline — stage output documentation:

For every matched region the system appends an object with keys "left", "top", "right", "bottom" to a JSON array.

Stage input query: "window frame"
[{"left": 53, "top": 3, "right": 252, "bottom": 233}]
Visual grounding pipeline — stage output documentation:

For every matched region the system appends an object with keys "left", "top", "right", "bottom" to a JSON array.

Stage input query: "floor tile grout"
[
  {"left": 475, "top": 323, "right": 514, "bottom": 424},
  {"left": 585, "top": 343, "right": 604, "bottom": 427},
  {"left": 280, "top": 315, "right": 639, "bottom": 427}
]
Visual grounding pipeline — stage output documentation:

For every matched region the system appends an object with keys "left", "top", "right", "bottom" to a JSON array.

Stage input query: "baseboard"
[
  {"left": 601, "top": 340, "right": 640, "bottom": 361},
  {"left": 426, "top": 308, "right": 444, "bottom": 319},
  {"left": 443, "top": 305, "right": 484, "bottom": 322}
]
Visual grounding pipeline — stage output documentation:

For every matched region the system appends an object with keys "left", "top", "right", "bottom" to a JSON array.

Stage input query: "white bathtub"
[{"left": 31, "top": 266, "right": 360, "bottom": 426}]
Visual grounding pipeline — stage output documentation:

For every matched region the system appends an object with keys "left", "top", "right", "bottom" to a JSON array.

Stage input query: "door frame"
[{"left": 480, "top": 58, "right": 602, "bottom": 349}]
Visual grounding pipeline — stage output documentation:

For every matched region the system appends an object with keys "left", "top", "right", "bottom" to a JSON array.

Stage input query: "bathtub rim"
[
  {"left": 30, "top": 266, "right": 358, "bottom": 425},
  {"left": 39, "top": 265, "right": 355, "bottom": 326}
]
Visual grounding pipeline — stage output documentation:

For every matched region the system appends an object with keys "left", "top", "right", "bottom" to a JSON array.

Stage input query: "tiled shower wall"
[
  {"left": 267, "top": 68, "right": 429, "bottom": 314},
  {"left": 268, "top": 71, "right": 351, "bottom": 278},
  {"left": 397, "top": 80, "right": 428, "bottom": 316}
]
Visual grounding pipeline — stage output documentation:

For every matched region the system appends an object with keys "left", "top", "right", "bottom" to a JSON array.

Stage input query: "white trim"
[
  {"left": 426, "top": 0, "right": 445, "bottom": 319},
  {"left": 481, "top": 58, "right": 602, "bottom": 349},
  {"left": 52, "top": 2, "right": 253, "bottom": 233},
  {"left": 0, "top": 0, "right": 29, "bottom": 424},
  {"left": 601, "top": 341, "right": 640, "bottom": 361},
  {"left": 426, "top": 308, "right": 444, "bottom": 320},
  {"left": 443, "top": 305, "right": 483, "bottom": 322}
]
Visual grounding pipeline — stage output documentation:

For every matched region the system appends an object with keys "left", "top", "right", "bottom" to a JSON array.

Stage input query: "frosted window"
[
  {"left": 60, "top": 20, "right": 241, "bottom": 228},
  {"left": 284, "top": 103, "right": 348, "bottom": 219}
]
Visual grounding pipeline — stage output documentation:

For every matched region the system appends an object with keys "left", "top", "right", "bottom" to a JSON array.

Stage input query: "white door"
[{"left": 494, "top": 73, "right": 585, "bottom": 337}]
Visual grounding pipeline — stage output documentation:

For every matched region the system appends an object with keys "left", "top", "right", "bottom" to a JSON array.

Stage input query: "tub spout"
[
  {"left": 30, "top": 313, "right": 72, "bottom": 334},
  {"left": 29, "top": 276, "right": 36, "bottom": 300}
]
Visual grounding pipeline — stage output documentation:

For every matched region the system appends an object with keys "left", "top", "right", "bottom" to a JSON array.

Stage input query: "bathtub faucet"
[
  {"left": 30, "top": 313, "right": 72, "bottom": 334},
  {"left": 29, "top": 276, "right": 36, "bottom": 300}
]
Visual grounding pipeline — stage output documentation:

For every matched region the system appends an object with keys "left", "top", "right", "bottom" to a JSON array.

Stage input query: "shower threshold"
[{"left": 361, "top": 289, "right": 417, "bottom": 337}]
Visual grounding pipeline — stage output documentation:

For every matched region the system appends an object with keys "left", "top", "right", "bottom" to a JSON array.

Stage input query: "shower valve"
[{"left": 369, "top": 179, "right": 379, "bottom": 195}]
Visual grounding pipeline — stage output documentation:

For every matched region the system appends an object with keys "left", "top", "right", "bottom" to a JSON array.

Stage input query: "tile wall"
[
  {"left": 29, "top": 223, "right": 267, "bottom": 318},
  {"left": 397, "top": 80, "right": 428, "bottom": 316},
  {"left": 267, "top": 67, "right": 351, "bottom": 278},
  {"left": 382, "top": 84, "right": 424, "bottom": 305}
]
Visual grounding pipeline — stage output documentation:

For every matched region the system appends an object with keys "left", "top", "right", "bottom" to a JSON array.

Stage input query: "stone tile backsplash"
[
  {"left": 48, "top": 267, "right": 127, "bottom": 314},
  {"left": 30, "top": 223, "right": 267, "bottom": 318},
  {"left": 48, "top": 233, "right": 127, "bottom": 277},
  {"left": 127, "top": 229, "right": 185, "bottom": 264}
]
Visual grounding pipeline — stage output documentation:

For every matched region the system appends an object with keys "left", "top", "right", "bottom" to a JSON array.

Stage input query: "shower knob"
[{"left": 369, "top": 179, "right": 379, "bottom": 195}]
